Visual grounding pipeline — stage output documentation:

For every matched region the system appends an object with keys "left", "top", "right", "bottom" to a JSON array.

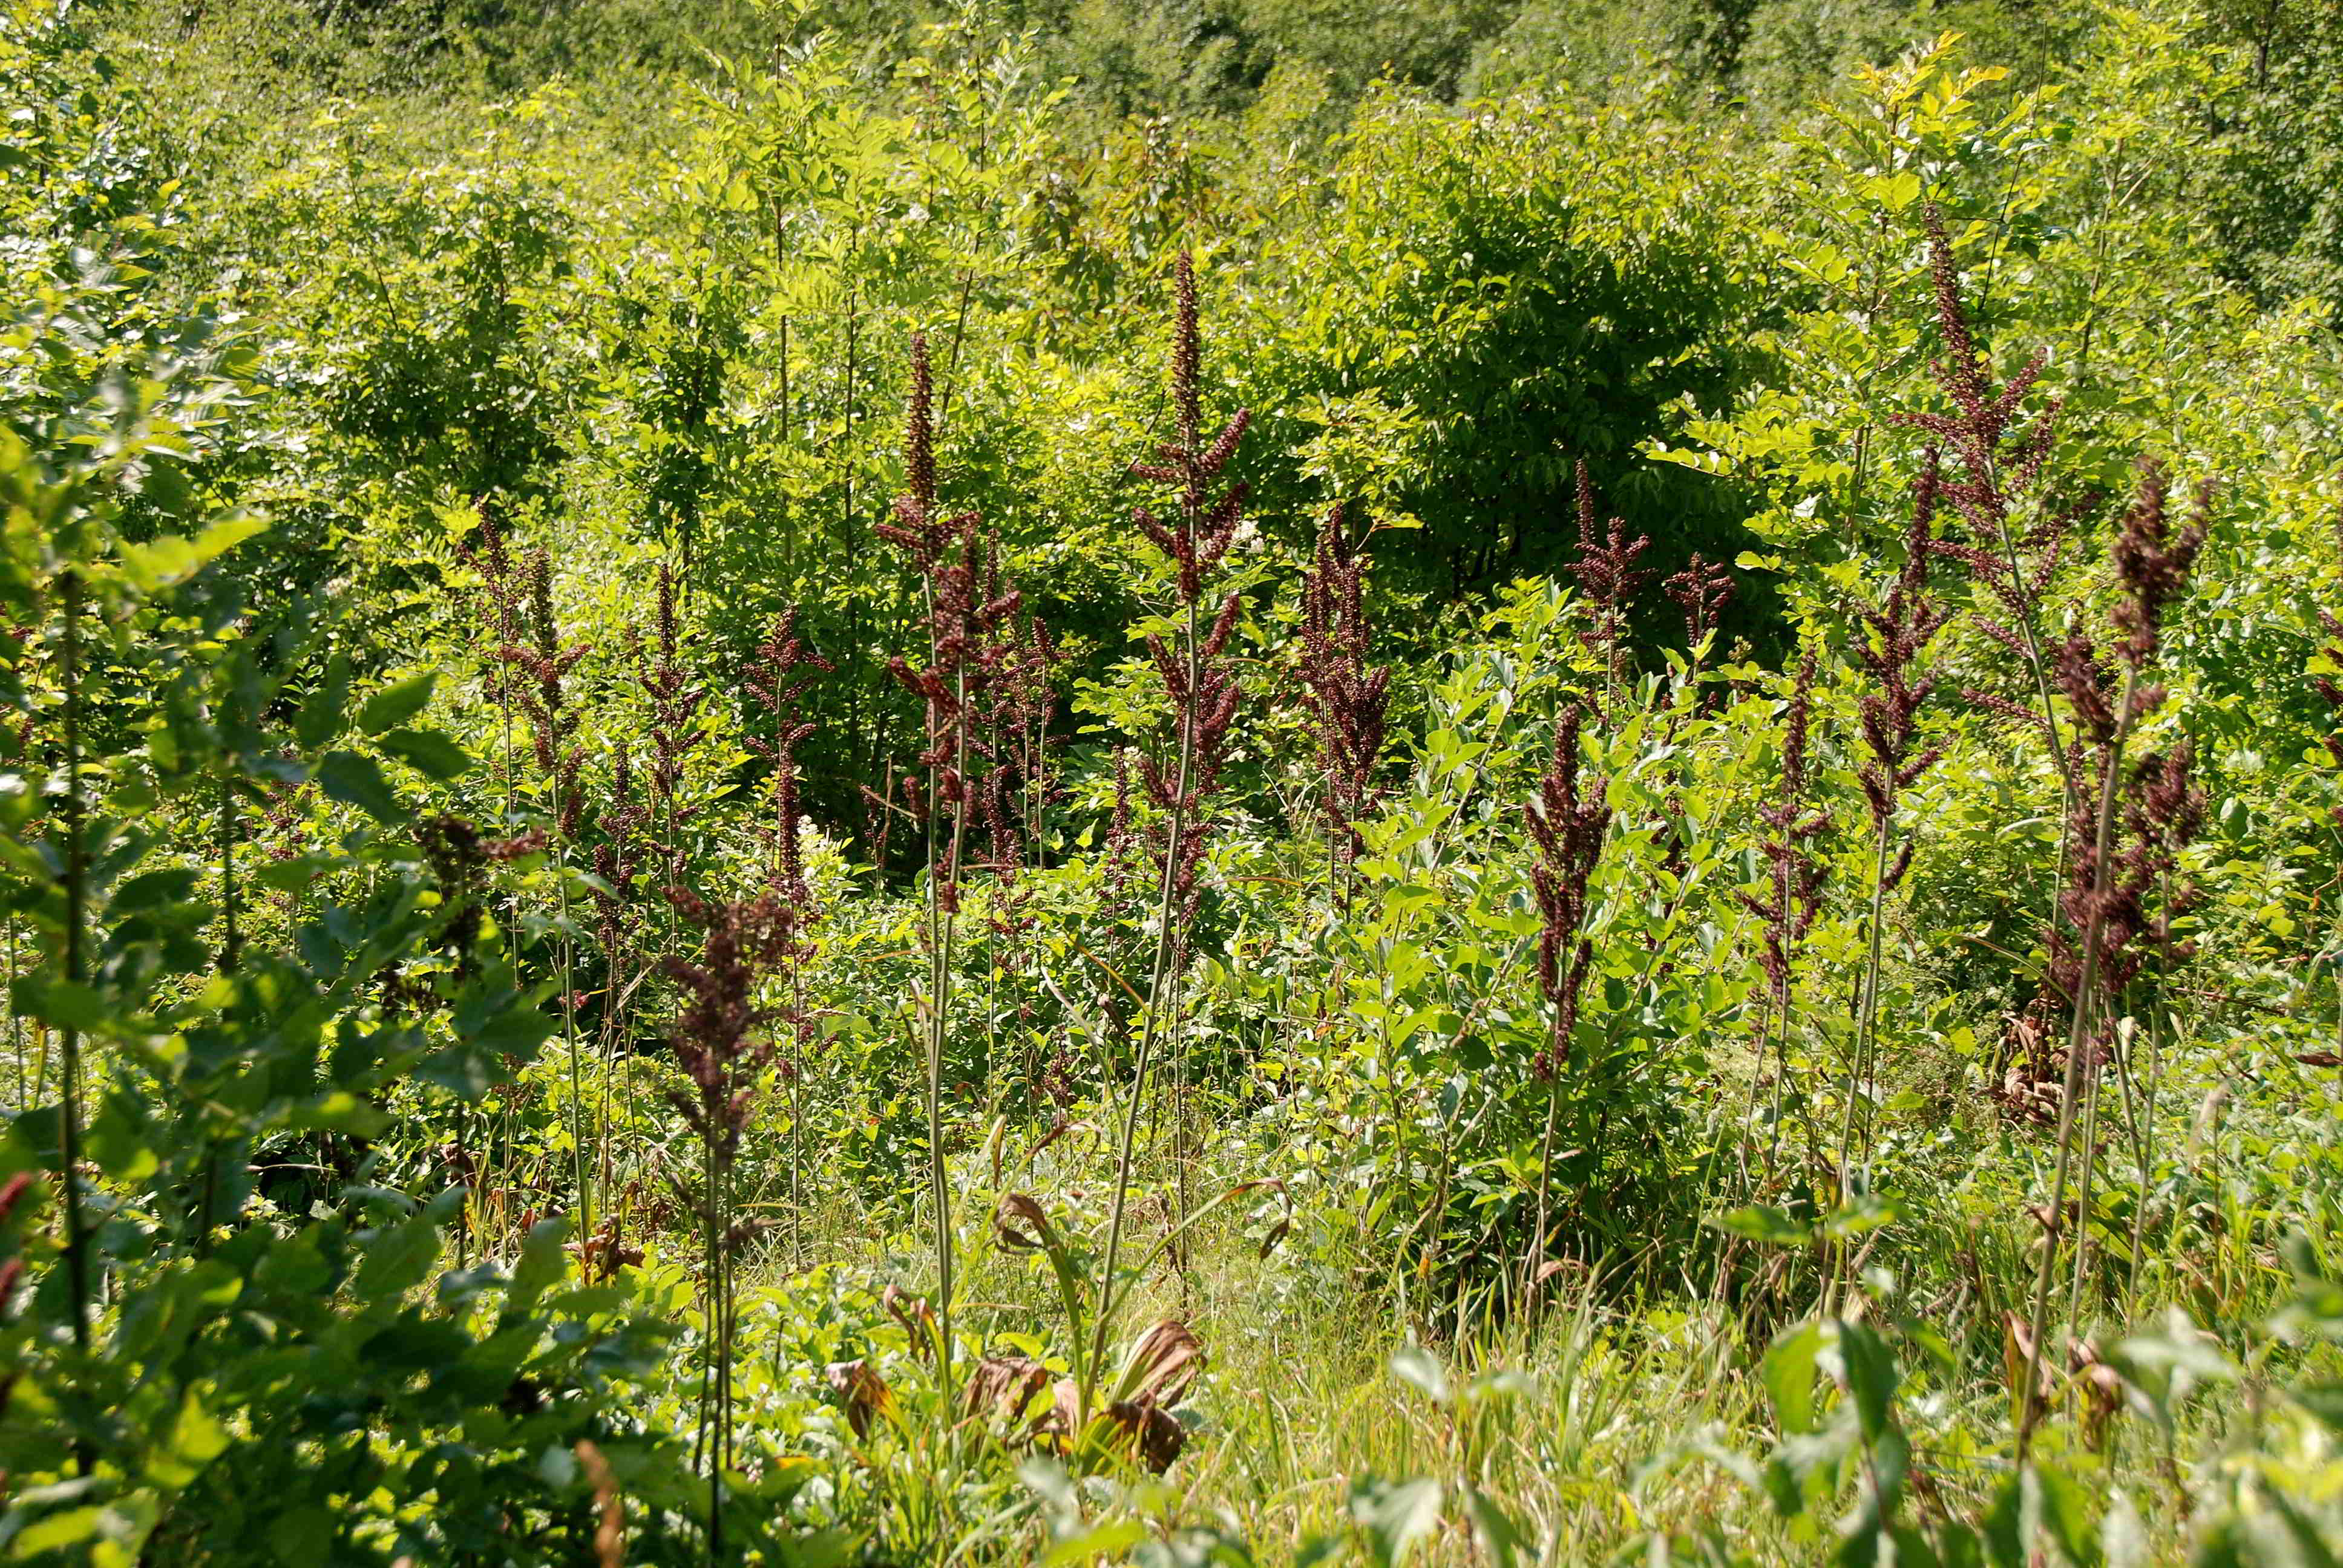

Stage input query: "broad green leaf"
[
  {"left": 297, "top": 653, "right": 352, "bottom": 750},
  {"left": 379, "top": 727, "right": 474, "bottom": 780},
  {"left": 355, "top": 1215, "right": 441, "bottom": 1300},
  {"left": 358, "top": 673, "right": 436, "bottom": 736},
  {"left": 1763, "top": 1320, "right": 1826, "bottom": 1436},
  {"left": 1390, "top": 1344, "right": 1449, "bottom": 1406},
  {"left": 317, "top": 750, "right": 406, "bottom": 824},
  {"left": 1352, "top": 1477, "right": 1443, "bottom": 1568}
]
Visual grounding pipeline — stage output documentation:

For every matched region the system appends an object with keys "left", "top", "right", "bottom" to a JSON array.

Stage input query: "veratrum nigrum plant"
[
  {"left": 1522, "top": 702, "right": 1611, "bottom": 1290},
  {"left": 743, "top": 607, "right": 829, "bottom": 1261},
  {"left": 0, "top": 426, "right": 703, "bottom": 1565},
  {"left": 1835, "top": 453, "right": 1950, "bottom": 1222},
  {"left": 1297, "top": 501, "right": 1392, "bottom": 913},
  {"left": 879, "top": 328, "right": 1026, "bottom": 1383},
  {"left": 1096, "top": 249, "right": 1250, "bottom": 1354},
  {"left": 1565, "top": 461, "right": 1652, "bottom": 716},
  {"left": 2017, "top": 459, "right": 2207, "bottom": 1454},
  {"left": 1735, "top": 651, "right": 1829, "bottom": 1192},
  {"left": 503, "top": 544, "right": 595, "bottom": 1230},
  {"left": 661, "top": 884, "right": 799, "bottom": 1558}
]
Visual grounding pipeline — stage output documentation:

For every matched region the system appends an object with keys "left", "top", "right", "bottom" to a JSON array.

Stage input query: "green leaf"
[
  {"left": 1820, "top": 1194, "right": 1904, "bottom": 1240},
  {"left": 1835, "top": 1319, "right": 1899, "bottom": 1442},
  {"left": 354, "top": 1215, "right": 441, "bottom": 1300},
  {"left": 1390, "top": 1344, "right": 1449, "bottom": 1407},
  {"left": 145, "top": 1390, "right": 230, "bottom": 1489},
  {"left": 116, "top": 518, "right": 264, "bottom": 592},
  {"left": 1462, "top": 1487, "right": 1528, "bottom": 1568},
  {"left": 379, "top": 728, "right": 474, "bottom": 780},
  {"left": 1352, "top": 1477, "right": 1443, "bottom": 1568},
  {"left": 317, "top": 751, "right": 407, "bottom": 825},
  {"left": 2030, "top": 1463, "right": 2101, "bottom": 1568},
  {"left": 358, "top": 673, "right": 436, "bottom": 736},
  {"left": 1709, "top": 1204, "right": 1812, "bottom": 1246},
  {"left": 267, "top": 1508, "right": 334, "bottom": 1568},
  {"left": 297, "top": 653, "right": 352, "bottom": 750},
  {"left": 1763, "top": 1320, "right": 1826, "bottom": 1436},
  {"left": 1039, "top": 1521, "right": 1147, "bottom": 1566},
  {"left": 508, "top": 1218, "right": 569, "bottom": 1315}
]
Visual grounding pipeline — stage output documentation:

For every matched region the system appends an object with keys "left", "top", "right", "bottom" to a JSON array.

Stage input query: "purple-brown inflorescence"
[
  {"left": 1853, "top": 451, "right": 1952, "bottom": 870},
  {"left": 1901, "top": 211, "right": 2099, "bottom": 747},
  {"left": 2108, "top": 459, "right": 2208, "bottom": 674},
  {"left": 662, "top": 889, "right": 793, "bottom": 1191},
  {"left": 2039, "top": 465, "right": 2210, "bottom": 1025},
  {"left": 1525, "top": 705, "right": 1611, "bottom": 1079},
  {"left": 457, "top": 501, "right": 529, "bottom": 789},
  {"left": 975, "top": 604, "right": 1061, "bottom": 892},
  {"left": 1567, "top": 462, "right": 1653, "bottom": 707},
  {"left": 744, "top": 606, "right": 831, "bottom": 907},
  {"left": 877, "top": 334, "right": 1027, "bottom": 916},
  {"left": 1737, "top": 655, "right": 1830, "bottom": 1036},
  {"left": 1128, "top": 253, "right": 1251, "bottom": 923},
  {"left": 1664, "top": 553, "right": 1735, "bottom": 652},
  {"left": 632, "top": 562, "right": 710, "bottom": 889},
  {"left": 499, "top": 547, "right": 591, "bottom": 840},
  {"left": 1297, "top": 503, "right": 1392, "bottom": 900}
]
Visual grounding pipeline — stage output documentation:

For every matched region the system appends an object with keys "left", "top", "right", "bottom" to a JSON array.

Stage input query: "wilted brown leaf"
[
  {"left": 826, "top": 1358, "right": 894, "bottom": 1437},
  {"left": 961, "top": 1355, "right": 1052, "bottom": 1432},
  {"left": 1113, "top": 1318, "right": 1202, "bottom": 1408}
]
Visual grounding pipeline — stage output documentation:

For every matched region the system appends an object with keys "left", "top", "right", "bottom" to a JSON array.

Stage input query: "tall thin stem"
[
  {"left": 57, "top": 567, "right": 94, "bottom": 1475},
  {"left": 2019, "top": 662, "right": 2137, "bottom": 1458},
  {"left": 1088, "top": 747, "right": 1191, "bottom": 1422},
  {"left": 1833, "top": 812, "right": 1897, "bottom": 1235}
]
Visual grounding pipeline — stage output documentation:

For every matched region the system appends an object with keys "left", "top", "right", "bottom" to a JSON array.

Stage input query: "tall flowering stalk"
[
  {"left": 661, "top": 887, "right": 794, "bottom": 1560},
  {"left": 1665, "top": 552, "right": 1735, "bottom": 693},
  {"left": 1297, "top": 502, "right": 1391, "bottom": 913},
  {"left": 1567, "top": 462, "right": 1652, "bottom": 716},
  {"left": 977, "top": 607, "right": 1060, "bottom": 1105},
  {"left": 2111, "top": 739, "right": 2204, "bottom": 1313},
  {"left": 635, "top": 564, "right": 709, "bottom": 892},
  {"left": 1090, "top": 252, "right": 1249, "bottom": 1403},
  {"left": 2017, "top": 460, "right": 2206, "bottom": 1455},
  {"left": 500, "top": 547, "right": 595, "bottom": 1232},
  {"left": 587, "top": 745, "right": 647, "bottom": 1202},
  {"left": 877, "top": 333, "right": 1023, "bottom": 1385},
  {"left": 1837, "top": 456, "right": 1950, "bottom": 1210},
  {"left": 1523, "top": 704, "right": 1611, "bottom": 1288},
  {"left": 458, "top": 504, "right": 528, "bottom": 820},
  {"left": 1735, "top": 652, "right": 1829, "bottom": 1187},
  {"left": 1902, "top": 209, "right": 2099, "bottom": 1010},
  {"left": 744, "top": 609, "right": 828, "bottom": 1263}
]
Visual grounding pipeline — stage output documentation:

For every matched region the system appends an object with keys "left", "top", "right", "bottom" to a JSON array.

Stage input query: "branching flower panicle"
[
  {"left": 744, "top": 607, "right": 831, "bottom": 906},
  {"left": 1854, "top": 452, "right": 1951, "bottom": 854},
  {"left": 1297, "top": 502, "right": 1392, "bottom": 901},
  {"left": 1665, "top": 552, "right": 1734, "bottom": 642},
  {"left": 1525, "top": 705, "right": 1611, "bottom": 1079},
  {"left": 1567, "top": 462, "right": 1652, "bottom": 704}
]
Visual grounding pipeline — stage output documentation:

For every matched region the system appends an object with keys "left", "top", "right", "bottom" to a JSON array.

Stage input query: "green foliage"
[{"left": 4, "top": 0, "right": 2343, "bottom": 1563}]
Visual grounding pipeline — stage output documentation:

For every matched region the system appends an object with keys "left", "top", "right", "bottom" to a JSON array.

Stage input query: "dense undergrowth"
[{"left": 5, "top": 0, "right": 2343, "bottom": 1561}]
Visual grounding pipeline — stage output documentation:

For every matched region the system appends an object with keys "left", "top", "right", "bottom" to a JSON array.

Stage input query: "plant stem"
[
  {"left": 2018, "top": 664, "right": 2137, "bottom": 1459},
  {"left": 1088, "top": 713, "right": 1195, "bottom": 1428},
  {"left": 57, "top": 567, "right": 94, "bottom": 1472}
]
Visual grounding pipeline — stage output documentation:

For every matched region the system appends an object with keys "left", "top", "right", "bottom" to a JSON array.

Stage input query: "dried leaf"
[
  {"left": 994, "top": 1192, "right": 1061, "bottom": 1253},
  {"left": 883, "top": 1284, "right": 939, "bottom": 1362},
  {"left": 1112, "top": 1318, "right": 1202, "bottom": 1408},
  {"left": 962, "top": 1355, "right": 1052, "bottom": 1431},
  {"left": 826, "top": 1359, "right": 894, "bottom": 1437}
]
